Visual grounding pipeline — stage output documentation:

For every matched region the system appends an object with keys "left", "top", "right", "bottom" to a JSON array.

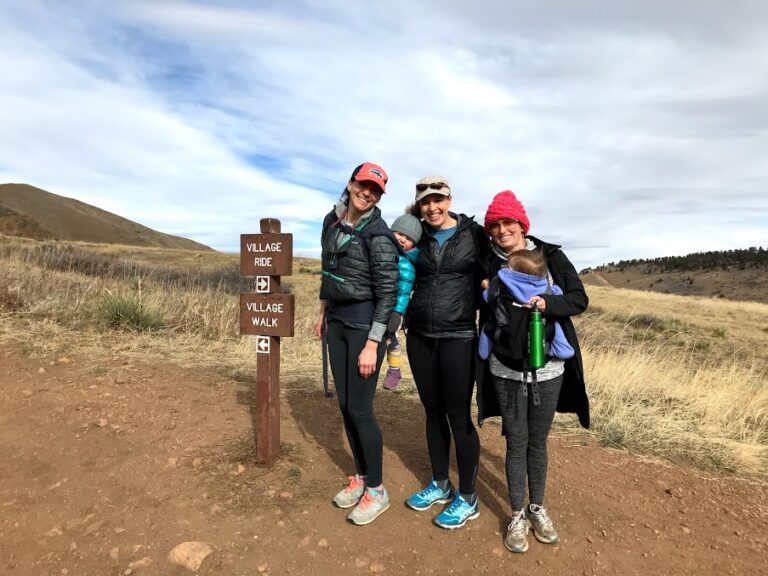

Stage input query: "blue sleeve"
[{"left": 394, "top": 257, "right": 415, "bottom": 314}]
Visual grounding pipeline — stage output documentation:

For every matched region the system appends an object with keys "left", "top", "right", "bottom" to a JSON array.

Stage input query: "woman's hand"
[
  {"left": 481, "top": 278, "right": 489, "bottom": 290},
  {"left": 358, "top": 340, "right": 379, "bottom": 379},
  {"left": 527, "top": 295, "right": 546, "bottom": 311},
  {"left": 314, "top": 313, "right": 325, "bottom": 339},
  {"left": 314, "top": 302, "right": 327, "bottom": 339}
]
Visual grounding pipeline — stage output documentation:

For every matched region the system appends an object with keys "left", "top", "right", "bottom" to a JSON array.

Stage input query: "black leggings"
[
  {"left": 406, "top": 332, "right": 480, "bottom": 494},
  {"left": 327, "top": 320, "right": 386, "bottom": 486}
]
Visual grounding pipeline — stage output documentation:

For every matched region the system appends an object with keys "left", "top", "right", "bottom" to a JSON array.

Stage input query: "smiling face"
[
  {"left": 418, "top": 193, "right": 454, "bottom": 230},
  {"left": 346, "top": 180, "right": 382, "bottom": 218},
  {"left": 488, "top": 218, "right": 527, "bottom": 253}
]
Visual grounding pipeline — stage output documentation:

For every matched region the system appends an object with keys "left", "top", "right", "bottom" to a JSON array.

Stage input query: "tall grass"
[
  {"left": 1, "top": 238, "right": 766, "bottom": 478},
  {"left": 0, "top": 241, "right": 251, "bottom": 293},
  {"left": 581, "top": 339, "right": 767, "bottom": 476},
  {"left": 98, "top": 293, "right": 165, "bottom": 331}
]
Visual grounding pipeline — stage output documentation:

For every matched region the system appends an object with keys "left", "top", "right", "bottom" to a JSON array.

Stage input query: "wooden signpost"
[{"left": 240, "top": 219, "right": 294, "bottom": 465}]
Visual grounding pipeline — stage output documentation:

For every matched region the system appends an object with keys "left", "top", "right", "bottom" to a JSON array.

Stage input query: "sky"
[{"left": 1, "top": 0, "right": 767, "bottom": 271}]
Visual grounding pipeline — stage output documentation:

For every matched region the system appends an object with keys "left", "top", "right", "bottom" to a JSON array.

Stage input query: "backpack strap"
[
  {"left": 485, "top": 275, "right": 502, "bottom": 343},
  {"left": 487, "top": 275, "right": 501, "bottom": 306}
]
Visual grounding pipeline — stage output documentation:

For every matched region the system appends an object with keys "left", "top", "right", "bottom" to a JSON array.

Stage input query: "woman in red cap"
[
  {"left": 477, "top": 190, "right": 589, "bottom": 553},
  {"left": 314, "top": 162, "right": 400, "bottom": 525}
]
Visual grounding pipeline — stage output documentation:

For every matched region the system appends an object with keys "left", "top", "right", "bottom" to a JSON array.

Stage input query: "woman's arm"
[
  {"left": 540, "top": 249, "right": 588, "bottom": 318},
  {"left": 357, "top": 236, "right": 399, "bottom": 378},
  {"left": 314, "top": 300, "right": 327, "bottom": 339},
  {"left": 367, "top": 235, "right": 400, "bottom": 342}
]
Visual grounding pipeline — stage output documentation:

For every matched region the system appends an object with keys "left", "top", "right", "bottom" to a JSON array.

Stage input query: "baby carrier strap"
[{"left": 485, "top": 277, "right": 530, "bottom": 365}]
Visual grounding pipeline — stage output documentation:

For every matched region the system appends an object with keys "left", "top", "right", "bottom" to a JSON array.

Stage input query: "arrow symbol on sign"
[
  {"left": 256, "top": 336, "right": 270, "bottom": 354},
  {"left": 256, "top": 276, "right": 270, "bottom": 293}
]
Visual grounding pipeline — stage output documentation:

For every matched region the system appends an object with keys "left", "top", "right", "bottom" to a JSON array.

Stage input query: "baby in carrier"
[{"left": 479, "top": 250, "right": 574, "bottom": 370}]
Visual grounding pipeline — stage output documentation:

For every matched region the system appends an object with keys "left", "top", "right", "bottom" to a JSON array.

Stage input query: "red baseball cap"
[{"left": 351, "top": 162, "right": 388, "bottom": 193}]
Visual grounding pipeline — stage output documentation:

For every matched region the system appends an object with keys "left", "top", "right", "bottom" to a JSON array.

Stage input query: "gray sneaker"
[
  {"left": 333, "top": 475, "right": 365, "bottom": 509},
  {"left": 527, "top": 504, "right": 560, "bottom": 544},
  {"left": 348, "top": 487, "right": 390, "bottom": 525},
  {"left": 504, "top": 509, "right": 529, "bottom": 553}
]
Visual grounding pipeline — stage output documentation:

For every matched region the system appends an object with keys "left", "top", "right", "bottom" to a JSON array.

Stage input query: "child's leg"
[
  {"left": 384, "top": 334, "right": 402, "bottom": 389},
  {"left": 386, "top": 333, "right": 401, "bottom": 368}
]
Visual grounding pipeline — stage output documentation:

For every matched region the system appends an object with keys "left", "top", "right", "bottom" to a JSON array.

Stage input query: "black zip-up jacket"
[
  {"left": 406, "top": 213, "right": 489, "bottom": 334},
  {"left": 319, "top": 206, "right": 399, "bottom": 335},
  {"left": 476, "top": 235, "right": 591, "bottom": 428}
]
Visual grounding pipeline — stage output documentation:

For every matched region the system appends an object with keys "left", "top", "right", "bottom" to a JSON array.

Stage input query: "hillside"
[
  {"left": 581, "top": 248, "right": 768, "bottom": 304},
  {"left": 0, "top": 183, "right": 211, "bottom": 250}
]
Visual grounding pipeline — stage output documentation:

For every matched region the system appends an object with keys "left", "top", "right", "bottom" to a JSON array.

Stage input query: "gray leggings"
[{"left": 492, "top": 374, "right": 563, "bottom": 511}]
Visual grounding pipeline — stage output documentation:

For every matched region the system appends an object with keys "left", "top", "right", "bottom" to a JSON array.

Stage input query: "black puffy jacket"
[
  {"left": 406, "top": 214, "right": 489, "bottom": 334},
  {"left": 319, "top": 206, "right": 399, "bottom": 330},
  {"left": 476, "top": 235, "right": 591, "bottom": 428}
]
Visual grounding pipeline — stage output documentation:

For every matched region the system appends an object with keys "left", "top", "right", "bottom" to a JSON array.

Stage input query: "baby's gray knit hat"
[{"left": 391, "top": 214, "right": 422, "bottom": 244}]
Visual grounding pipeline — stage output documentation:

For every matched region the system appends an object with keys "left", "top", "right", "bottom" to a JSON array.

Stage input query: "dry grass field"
[
  {"left": 1, "top": 235, "right": 765, "bottom": 479},
  {"left": 2, "top": 235, "right": 767, "bottom": 575}
]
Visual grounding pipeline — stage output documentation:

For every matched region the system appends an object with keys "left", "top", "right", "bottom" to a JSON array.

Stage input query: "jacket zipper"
[{"left": 428, "top": 219, "right": 467, "bottom": 332}]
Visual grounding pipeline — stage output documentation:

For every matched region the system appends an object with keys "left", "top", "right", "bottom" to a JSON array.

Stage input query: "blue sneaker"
[
  {"left": 433, "top": 494, "right": 480, "bottom": 529},
  {"left": 405, "top": 480, "right": 453, "bottom": 511}
]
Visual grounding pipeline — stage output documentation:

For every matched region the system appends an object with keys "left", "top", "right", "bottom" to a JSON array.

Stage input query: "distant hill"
[
  {"left": 0, "top": 184, "right": 211, "bottom": 251},
  {"left": 580, "top": 248, "right": 768, "bottom": 303}
]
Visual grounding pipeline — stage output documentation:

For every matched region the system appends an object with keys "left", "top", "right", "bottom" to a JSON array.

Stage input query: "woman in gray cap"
[{"left": 403, "top": 175, "right": 489, "bottom": 529}]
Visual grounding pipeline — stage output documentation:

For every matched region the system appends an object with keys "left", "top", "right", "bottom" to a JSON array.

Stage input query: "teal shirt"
[{"left": 429, "top": 225, "right": 457, "bottom": 248}]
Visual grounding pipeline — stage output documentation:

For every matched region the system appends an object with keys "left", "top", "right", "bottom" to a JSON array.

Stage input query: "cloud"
[
  {"left": 0, "top": 2, "right": 332, "bottom": 254},
  {"left": 0, "top": 0, "right": 766, "bottom": 271}
]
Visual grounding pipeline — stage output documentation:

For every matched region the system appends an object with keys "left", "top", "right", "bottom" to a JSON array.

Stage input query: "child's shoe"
[
  {"left": 383, "top": 367, "right": 401, "bottom": 390},
  {"left": 433, "top": 493, "right": 479, "bottom": 529},
  {"left": 405, "top": 479, "right": 453, "bottom": 511},
  {"left": 332, "top": 474, "right": 365, "bottom": 509},
  {"left": 348, "top": 487, "right": 390, "bottom": 525}
]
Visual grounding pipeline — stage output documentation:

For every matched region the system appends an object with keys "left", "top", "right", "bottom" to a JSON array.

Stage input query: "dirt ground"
[{"left": 1, "top": 343, "right": 766, "bottom": 576}]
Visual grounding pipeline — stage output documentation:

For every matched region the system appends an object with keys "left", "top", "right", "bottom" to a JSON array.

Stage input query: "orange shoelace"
[
  {"left": 356, "top": 491, "right": 375, "bottom": 510},
  {"left": 344, "top": 475, "right": 363, "bottom": 494}
]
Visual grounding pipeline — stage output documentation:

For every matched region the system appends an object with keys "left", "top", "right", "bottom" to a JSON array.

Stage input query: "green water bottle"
[{"left": 528, "top": 302, "right": 545, "bottom": 369}]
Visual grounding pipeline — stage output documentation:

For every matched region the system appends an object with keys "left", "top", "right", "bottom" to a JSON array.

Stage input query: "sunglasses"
[
  {"left": 416, "top": 182, "right": 448, "bottom": 192},
  {"left": 488, "top": 218, "right": 521, "bottom": 230}
]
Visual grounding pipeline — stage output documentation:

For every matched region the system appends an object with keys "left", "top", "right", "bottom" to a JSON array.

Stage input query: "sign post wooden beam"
[{"left": 239, "top": 218, "right": 294, "bottom": 466}]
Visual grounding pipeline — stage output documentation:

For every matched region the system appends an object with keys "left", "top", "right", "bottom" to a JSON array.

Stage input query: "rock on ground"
[{"left": 168, "top": 541, "right": 215, "bottom": 572}]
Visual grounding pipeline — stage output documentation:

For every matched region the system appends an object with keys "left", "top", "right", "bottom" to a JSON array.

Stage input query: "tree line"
[{"left": 587, "top": 247, "right": 768, "bottom": 273}]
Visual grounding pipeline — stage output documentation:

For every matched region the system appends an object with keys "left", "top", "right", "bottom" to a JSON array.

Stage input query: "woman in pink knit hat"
[{"left": 477, "top": 190, "right": 589, "bottom": 554}]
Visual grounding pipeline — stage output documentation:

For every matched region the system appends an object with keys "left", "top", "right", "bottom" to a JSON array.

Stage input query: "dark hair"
[
  {"left": 506, "top": 250, "right": 547, "bottom": 277},
  {"left": 406, "top": 202, "right": 421, "bottom": 218}
]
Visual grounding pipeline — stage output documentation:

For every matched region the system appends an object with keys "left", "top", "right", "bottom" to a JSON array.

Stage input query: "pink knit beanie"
[{"left": 484, "top": 190, "right": 530, "bottom": 234}]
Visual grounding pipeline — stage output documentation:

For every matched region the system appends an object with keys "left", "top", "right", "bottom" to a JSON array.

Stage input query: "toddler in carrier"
[{"left": 383, "top": 214, "right": 421, "bottom": 389}]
